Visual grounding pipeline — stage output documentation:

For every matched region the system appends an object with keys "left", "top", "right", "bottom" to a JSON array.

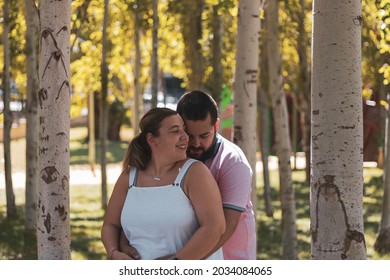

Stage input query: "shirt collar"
[{"left": 200, "top": 133, "right": 222, "bottom": 163}]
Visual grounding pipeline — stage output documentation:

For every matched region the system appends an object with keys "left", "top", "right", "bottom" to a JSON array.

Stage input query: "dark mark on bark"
[
  {"left": 55, "top": 204, "right": 67, "bottom": 221},
  {"left": 44, "top": 212, "right": 51, "bottom": 233},
  {"left": 313, "top": 175, "right": 366, "bottom": 258},
  {"left": 40, "top": 166, "right": 60, "bottom": 184},
  {"left": 38, "top": 89, "right": 48, "bottom": 109}
]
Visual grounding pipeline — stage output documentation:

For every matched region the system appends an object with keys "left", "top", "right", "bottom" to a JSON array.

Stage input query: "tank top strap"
[
  {"left": 173, "top": 158, "right": 199, "bottom": 187},
  {"left": 128, "top": 167, "right": 138, "bottom": 188}
]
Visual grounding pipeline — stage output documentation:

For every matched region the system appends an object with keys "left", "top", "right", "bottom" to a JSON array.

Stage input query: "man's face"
[{"left": 183, "top": 114, "right": 219, "bottom": 160}]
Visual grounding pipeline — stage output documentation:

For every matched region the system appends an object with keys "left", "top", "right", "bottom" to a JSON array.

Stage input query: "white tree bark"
[
  {"left": 233, "top": 0, "right": 260, "bottom": 227},
  {"left": 311, "top": 0, "right": 366, "bottom": 260},
  {"left": 266, "top": 0, "right": 297, "bottom": 259},
  {"left": 24, "top": 0, "right": 39, "bottom": 233},
  {"left": 37, "top": 0, "right": 71, "bottom": 259}
]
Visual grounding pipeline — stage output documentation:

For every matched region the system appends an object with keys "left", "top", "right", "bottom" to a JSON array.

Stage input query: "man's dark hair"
[{"left": 176, "top": 90, "right": 219, "bottom": 125}]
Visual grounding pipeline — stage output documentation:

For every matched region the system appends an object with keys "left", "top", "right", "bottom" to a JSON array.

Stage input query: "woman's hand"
[
  {"left": 120, "top": 243, "right": 141, "bottom": 260},
  {"left": 111, "top": 249, "right": 134, "bottom": 260}
]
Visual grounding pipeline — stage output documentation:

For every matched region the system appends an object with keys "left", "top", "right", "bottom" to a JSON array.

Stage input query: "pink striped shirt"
[{"left": 204, "top": 134, "right": 256, "bottom": 260}]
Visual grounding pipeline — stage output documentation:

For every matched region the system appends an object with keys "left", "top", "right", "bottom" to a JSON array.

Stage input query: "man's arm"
[
  {"left": 204, "top": 157, "right": 252, "bottom": 259},
  {"left": 204, "top": 208, "right": 241, "bottom": 258}
]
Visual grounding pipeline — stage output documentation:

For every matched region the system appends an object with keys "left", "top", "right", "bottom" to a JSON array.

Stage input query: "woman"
[{"left": 101, "top": 108, "right": 225, "bottom": 260}]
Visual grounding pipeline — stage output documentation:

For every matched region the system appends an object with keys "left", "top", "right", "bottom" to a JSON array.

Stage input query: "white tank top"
[{"left": 121, "top": 158, "right": 223, "bottom": 260}]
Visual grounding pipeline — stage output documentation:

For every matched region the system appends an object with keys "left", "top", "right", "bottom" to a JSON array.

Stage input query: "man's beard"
[
  {"left": 187, "top": 133, "right": 217, "bottom": 162},
  {"left": 188, "top": 146, "right": 207, "bottom": 160}
]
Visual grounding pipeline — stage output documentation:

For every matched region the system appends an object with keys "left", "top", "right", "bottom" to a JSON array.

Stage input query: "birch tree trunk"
[
  {"left": 151, "top": 0, "right": 159, "bottom": 108},
  {"left": 266, "top": 0, "right": 297, "bottom": 259},
  {"left": 100, "top": 0, "right": 109, "bottom": 209},
  {"left": 88, "top": 92, "right": 96, "bottom": 174},
  {"left": 24, "top": 0, "right": 39, "bottom": 234},
  {"left": 37, "top": 0, "right": 71, "bottom": 259},
  {"left": 378, "top": 57, "right": 387, "bottom": 169},
  {"left": 310, "top": 0, "right": 366, "bottom": 259},
  {"left": 374, "top": 91, "right": 390, "bottom": 253},
  {"left": 133, "top": 1, "right": 141, "bottom": 133},
  {"left": 181, "top": 0, "right": 203, "bottom": 89},
  {"left": 2, "top": 0, "right": 17, "bottom": 219},
  {"left": 259, "top": 14, "right": 273, "bottom": 217},
  {"left": 233, "top": 0, "right": 260, "bottom": 230},
  {"left": 291, "top": 97, "right": 298, "bottom": 169},
  {"left": 378, "top": 54, "right": 388, "bottom": 168},
  {"left": 297, "top": 0, "right": 311, "bottom": 183},
  {"left": 211, "top": 4, "right": 223, "bottom": 104}
]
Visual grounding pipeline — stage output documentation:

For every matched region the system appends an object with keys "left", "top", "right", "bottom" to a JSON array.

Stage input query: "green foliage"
[
  {"left": 0, "top": 0, "right": 387, "bottom": 117},
  {"left": 279, "top": 0, "right": 311, "bottom": 97},
  {"left": 0, "top": 0, "right": 27, "bottom": 97},
  {"left": 202, "top": 0, "right": 237, "bottom": 91},
  {"left": 1, "top": 0, "right": 385, "bottom": 125},
  {"left": 362, "top": 1, "right": 390, "bottom": 92}
]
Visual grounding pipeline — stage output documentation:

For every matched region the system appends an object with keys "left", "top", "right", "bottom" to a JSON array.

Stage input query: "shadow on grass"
[
  {"left": 0, "top": 206, "right": 37, "bottom": 259},
  {"left": 257, "top": 216, "right": 282, "bottom": 259},
  {"left": 257, "top": 180, "right": 311, "bottom": 259},
  {"left": 71, "top": 230, "right": 105, "bottom": 260},
  {"left": 0, "top": 205, "right": 106, "bottom": 260},
  {"left": 0, "top": 184, "right": 107, "bottom": 260}
]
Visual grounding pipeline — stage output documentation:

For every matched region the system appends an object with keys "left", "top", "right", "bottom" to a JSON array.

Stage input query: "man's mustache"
[{"left": 189, "top": 147, "right": 204, "bottom": 152}]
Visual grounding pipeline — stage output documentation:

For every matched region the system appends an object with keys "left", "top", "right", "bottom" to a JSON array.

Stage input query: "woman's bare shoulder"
[
  {"left": 186, "top": 160, "right": 214, "bottom": 184},
  {"left": 113, "top": 168, "right": 131, "bottom": 190}
]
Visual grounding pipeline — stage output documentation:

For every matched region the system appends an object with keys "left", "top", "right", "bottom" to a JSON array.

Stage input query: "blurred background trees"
[{"left": 1, "top": 0, "right": 389, "bottom": 259}]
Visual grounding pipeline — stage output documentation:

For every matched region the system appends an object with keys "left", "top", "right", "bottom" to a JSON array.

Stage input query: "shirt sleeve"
[{"left": 217, "top": 161, "right": 252, "bottom": 212}]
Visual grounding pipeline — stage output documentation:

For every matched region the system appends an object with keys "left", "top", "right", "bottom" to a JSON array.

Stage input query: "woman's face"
[{"left": 150, "top": 114, "right": 189, "bottom": 160}]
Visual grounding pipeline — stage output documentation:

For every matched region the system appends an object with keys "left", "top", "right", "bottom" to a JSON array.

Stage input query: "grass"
[
  {"left": 256, "top": 168, "right": 390, "bottom": 260},
  {"left": 69, "top": 184, "right": 107, "bottom": 260},
  {"left": 256, "top": 170, "right": 312, "bottom": 260},
  {"left": 69, "top": 127, "right": 131, "bottom": 165},
  {"left": 1, "top": 126, "right": 390, "bottom": 259}
]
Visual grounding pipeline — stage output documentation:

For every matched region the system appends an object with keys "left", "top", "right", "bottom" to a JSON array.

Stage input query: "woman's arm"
[
  {"left": 101, "top": 171, "right": 132, "bottom": 260},
  {"left": 174, "top": 162, "right": 225, "bottom": 260}
]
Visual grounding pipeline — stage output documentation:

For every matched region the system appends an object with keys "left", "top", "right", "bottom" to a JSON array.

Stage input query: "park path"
[
  {"left": 0, "top": 164, "right": 122, "bottom": 190},
  {"left": 0, "top": 154, "right": 307, "bottom": 190}
]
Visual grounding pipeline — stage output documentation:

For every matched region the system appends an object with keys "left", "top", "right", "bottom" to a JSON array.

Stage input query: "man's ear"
[{"left": 215, "top": 118, "right": 221, "bottom": 132}]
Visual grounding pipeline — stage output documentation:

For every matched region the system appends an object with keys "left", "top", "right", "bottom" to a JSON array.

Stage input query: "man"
[
  {"left": 119, "top": 90, "right": 256, "bottom": 260},
  {"left": 176, "top": 90, "right": 256, "bottom": 260}
]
